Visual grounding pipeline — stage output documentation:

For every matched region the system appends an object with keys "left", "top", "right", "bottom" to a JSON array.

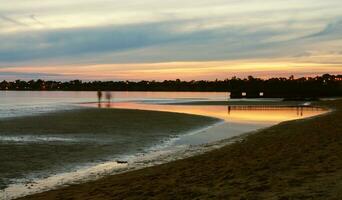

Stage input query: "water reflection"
[
  {"left": 87, "top": 102, "right": 326, "bottom": 124},
  {"left": 0, "top": 91, "right": 228, "bottom": 119},
  {"left": 223, "top": 105, "right": 324, "bottom": 123}
]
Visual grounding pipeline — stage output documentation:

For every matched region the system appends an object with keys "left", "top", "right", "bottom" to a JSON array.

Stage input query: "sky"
[{"left": 0, "top": 0, "right": 341, "bottom": 81}]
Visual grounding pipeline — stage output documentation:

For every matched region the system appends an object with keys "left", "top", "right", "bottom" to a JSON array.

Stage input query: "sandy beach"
[
  {"left": 0, "top": 108, "right": 219, "bottom": 196},
  {"left": 2, "top": 0, "right": 341, "bottom": 198},
  {"left": 10, "top": 100, "right": 341, "bottom": 200}
]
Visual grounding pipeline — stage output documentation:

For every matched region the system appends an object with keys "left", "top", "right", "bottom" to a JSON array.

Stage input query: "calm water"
[
  {"left": 0, "top": 91, "right": 326, "bottom": 199},
  {"left": 86, "top": 101, "right": 325, "bottom": 145},
  {"left": 0, "top": 91, "right": 226, "bottom": 118},
  {"left": 93, "top": 101, "right": 323, "bottom": 124}
]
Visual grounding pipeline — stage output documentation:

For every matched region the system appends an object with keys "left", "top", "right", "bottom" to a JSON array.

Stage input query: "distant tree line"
[{"left": 1, "top": 74, "right": 341, "bottom": 98}]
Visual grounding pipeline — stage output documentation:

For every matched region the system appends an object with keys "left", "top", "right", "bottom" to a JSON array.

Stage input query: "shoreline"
[
  {"left": 15, "top": 102, "right": 340, "bottom": 199},
  {"left": 1, "top": 120, "right": 232, "bottom": 200},
  {"left": 2, "top": 120, "right": 257, "bottom": 200},
  {"left": 1, "top": 120, "right": 227, "bottom": 199},
  {"left": 0, "top": 107, "right": 220, "bottom": 199}
]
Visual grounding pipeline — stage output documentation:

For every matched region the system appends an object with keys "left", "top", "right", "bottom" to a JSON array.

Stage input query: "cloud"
[
  {"left": 0, "top": 0, "right": 341, "bottom": 80},
  {"left": 303, "top": 19, "right": 342, "bottom": 39},
  {"left": 0, "top": 15, "right": 28, "bottom": 26},
  {"left": 0, "top": 17, "right": 307, "bottom": 65},
  {"left": 30, "top": 15, "right": 47, "bottom": 27},
  {"left": 0, "top": 71, "right": 64, "bottom": 80},
  {"left": 1, "top": 59, "right": 340, "bottom": 81},
  {"left": 0, "top": 21, "right": 179, "bottom": 62}
]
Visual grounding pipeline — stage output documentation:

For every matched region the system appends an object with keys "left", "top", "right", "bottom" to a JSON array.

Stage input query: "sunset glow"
[
  {"left": 1, "top": 59, "right": 340, "bottom": 81},
  {"left": 1, "top": 0, "right": 341, "bottom": 80}
]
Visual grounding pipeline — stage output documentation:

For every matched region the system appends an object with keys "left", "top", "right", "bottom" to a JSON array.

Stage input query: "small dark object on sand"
[{"left": 116, "top": 160, "right": 128, "bottom": 164}]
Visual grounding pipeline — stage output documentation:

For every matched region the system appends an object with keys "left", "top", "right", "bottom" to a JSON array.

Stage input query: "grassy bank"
[
  {"left": 0, "top": 108, "right": 218, "bottom": 190},
  {"left": 18, "top": 100, "right": 342, "bottom": 200}
]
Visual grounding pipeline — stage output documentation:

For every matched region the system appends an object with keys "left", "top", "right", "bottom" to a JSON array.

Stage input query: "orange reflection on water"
[{"left": 85, "top": 102, "right": 326, "bottom": 124}]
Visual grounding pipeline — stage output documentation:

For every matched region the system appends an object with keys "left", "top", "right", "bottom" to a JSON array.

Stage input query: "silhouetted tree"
[{"left": 1, "top": 74, "right": 341, "bottom": 98}]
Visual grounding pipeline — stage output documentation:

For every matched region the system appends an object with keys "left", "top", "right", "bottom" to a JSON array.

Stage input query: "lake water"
[
  {"left": 0, "top": 91, "right": 326, "bottom": 199},
  {"left": 0, "top": 91, "right": 226, "bottom": 118}
]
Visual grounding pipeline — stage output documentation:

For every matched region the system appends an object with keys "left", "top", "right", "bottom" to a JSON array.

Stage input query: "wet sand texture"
[
  {"left": 18, "top": 100, "right": 342, "bottom": 200},
  {"left": 0, "top": 108, "right": 219, "bottom": 190}
]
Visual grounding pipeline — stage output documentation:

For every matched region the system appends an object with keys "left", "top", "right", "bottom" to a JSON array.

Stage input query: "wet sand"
[
  {"left": 0, "top": 108, "right": 219, "bottom": 194},
  {"left": 15, "top": 100, "right": 342, "bottom": 200}
]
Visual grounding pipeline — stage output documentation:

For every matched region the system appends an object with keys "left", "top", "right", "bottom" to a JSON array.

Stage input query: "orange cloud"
[{"left": 1, "top": 58, "right": 341, "bottom": 80}]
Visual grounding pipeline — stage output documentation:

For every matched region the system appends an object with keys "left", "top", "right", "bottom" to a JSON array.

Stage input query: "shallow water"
[
  {"left": 0, "top": 91, "right": 326, "bottom": 199},
  {"left": 0, "top": 91, "right": 226, "bottom": 118},
  {"left": 86, "top": 101, "right": 325, "bottom": 145},
  {"left": 91, "top": 101, "right": 323, "bottom": 124}
]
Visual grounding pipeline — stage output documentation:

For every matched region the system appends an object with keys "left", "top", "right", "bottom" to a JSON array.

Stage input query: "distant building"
[{"left": 230, "top": 90, "right": 266, "bottom": 99}]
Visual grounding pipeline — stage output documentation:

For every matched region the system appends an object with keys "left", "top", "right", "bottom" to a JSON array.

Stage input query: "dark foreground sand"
[
  {"left": 0, "top": 108, "right": 218, "bottom": 190},
  {"left": 17, "top": 100, "right": 342, "bottom": 200}
]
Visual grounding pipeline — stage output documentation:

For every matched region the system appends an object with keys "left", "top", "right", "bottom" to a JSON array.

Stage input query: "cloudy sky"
[{"left": 0, "top": 0, "right": 341, "bottom": 80}]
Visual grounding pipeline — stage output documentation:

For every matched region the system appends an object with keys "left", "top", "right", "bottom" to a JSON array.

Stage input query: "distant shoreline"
[{"left": 1, "top": 74, "right": 341, "bottom": 99}]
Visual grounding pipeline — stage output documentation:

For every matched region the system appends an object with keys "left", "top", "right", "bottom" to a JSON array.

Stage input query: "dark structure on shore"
[{"left": 1, "top": 74, "right": 341, "bottom": 98}]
